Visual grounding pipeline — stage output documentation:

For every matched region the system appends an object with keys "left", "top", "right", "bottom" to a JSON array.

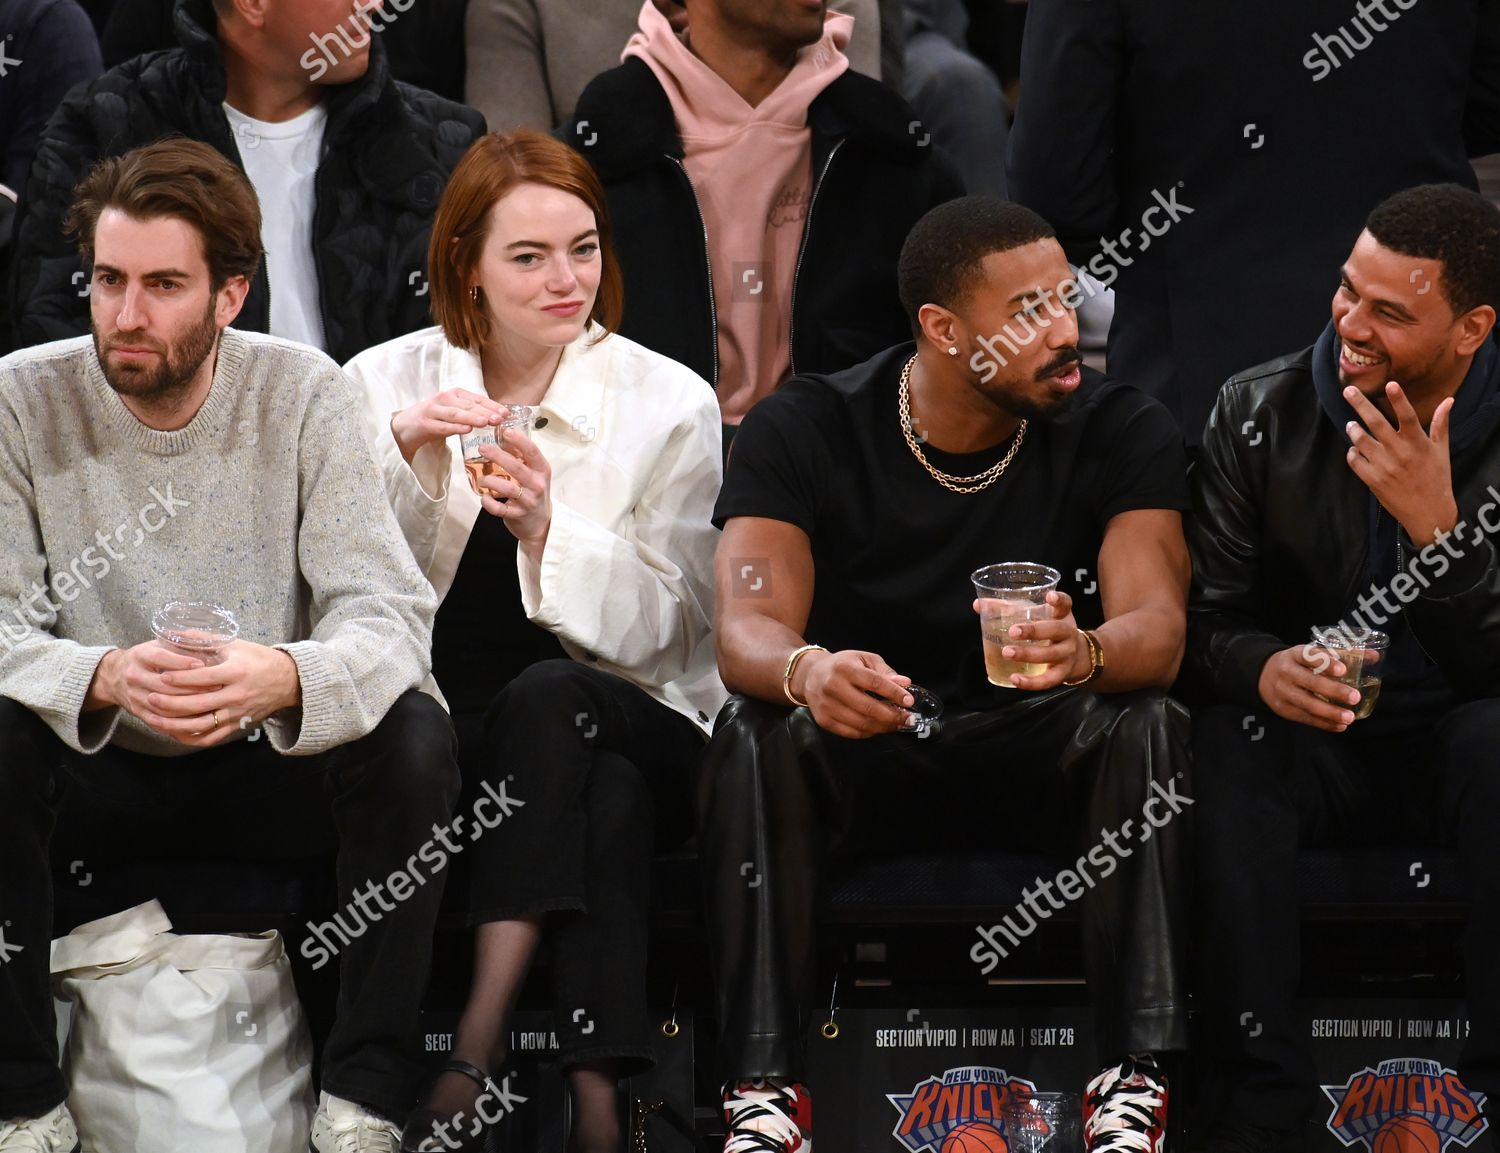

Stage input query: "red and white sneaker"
[
  {"left": 1084, "top": 1055, "right": 1169, "bottom": 1153},
  {"left": 721, "top": 1079, "right": 813, "bottom": 1153}
]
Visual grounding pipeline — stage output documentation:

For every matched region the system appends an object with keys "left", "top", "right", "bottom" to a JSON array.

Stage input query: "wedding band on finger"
[{"left": 211, "top": 710, "right": 219, "bottom": 729}]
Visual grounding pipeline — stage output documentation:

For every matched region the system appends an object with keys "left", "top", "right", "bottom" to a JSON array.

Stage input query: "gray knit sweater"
[{"left": 0, "top": 329, "right": 437, "bottom": 757}]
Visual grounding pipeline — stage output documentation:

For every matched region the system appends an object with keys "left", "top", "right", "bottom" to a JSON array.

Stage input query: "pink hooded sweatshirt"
[{"left": 624, "top": 2, "right": 852, "bottom": 424}]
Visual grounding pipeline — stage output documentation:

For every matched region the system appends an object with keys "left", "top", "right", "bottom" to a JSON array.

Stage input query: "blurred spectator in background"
[
  {"left": 1009, "top": 0, "right": 1500, "bottom": 446},
  {"left": 466, "top": 0, "right": 887, "bottom": 134},
  {"left": 9, "top": 0, "right": 483, "bottom": 362},
  {"left": 95, "top": 0, "right": 470, "bottom": 102},
  {"left": 566, "top": 0, "right": 962, "bottom": 443},
  {"left": 0, "top": 0, "right": 103, "bottom": 194},
  {"left": 0, "top": 0, "right": 102, "bottom": 356},
  {"left": 902, "top": 0, "right": 1007, "bottom": 197}
]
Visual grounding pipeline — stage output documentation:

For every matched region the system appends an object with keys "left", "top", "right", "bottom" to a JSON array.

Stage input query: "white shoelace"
[
  {"left": 1085, "top": 1064, "right": 1167, "bottom": 1153},
  {"left": 327, "top": 1116, "right": 402, "bottom": 1153},
  {"left": 723, "top": 1084, "right": 804, "bottom": 1153}
]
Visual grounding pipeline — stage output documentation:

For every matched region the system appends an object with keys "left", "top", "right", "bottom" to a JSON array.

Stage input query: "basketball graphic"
[
  {"left": 943, "top": 1122, "right": 1009, "bottom": 1153},
  {"left": 1373, "top": 1115, "right": 1441, "bottom": 1153}
]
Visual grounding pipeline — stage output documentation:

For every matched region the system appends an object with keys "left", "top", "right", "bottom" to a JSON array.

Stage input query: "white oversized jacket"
[{"left": 345, "top": 324, "right": 726, "bottom": 735}]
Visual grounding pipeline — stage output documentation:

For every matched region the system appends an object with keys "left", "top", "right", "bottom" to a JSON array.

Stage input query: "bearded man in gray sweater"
[{"left": 0, "top": 139, "right": 460, "bottom": 1153}]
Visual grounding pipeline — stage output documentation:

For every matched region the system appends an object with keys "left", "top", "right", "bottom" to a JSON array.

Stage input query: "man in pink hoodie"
[{"left": 568, "top": 0, "right": 962, "bottom": 452}]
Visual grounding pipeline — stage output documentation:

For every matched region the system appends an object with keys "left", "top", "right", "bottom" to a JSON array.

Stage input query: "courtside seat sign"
[
  {"left": 888, "top": 1066, "right": 1037, "bottom": 1153},
  {"left": 1324, "top": 1059, "right": 1487, "bottom": 1153}
]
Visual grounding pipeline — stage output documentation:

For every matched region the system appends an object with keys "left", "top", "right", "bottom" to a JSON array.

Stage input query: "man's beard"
[
  {"left": 95, "top": 298, "right": 219, "bottom": 407},
  {"left": 978, "top": 349, "right": 1083, "bottom": 421}
]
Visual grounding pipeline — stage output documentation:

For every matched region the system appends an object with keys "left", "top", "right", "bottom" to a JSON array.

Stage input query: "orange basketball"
[
  {"left": 1374, "top": 1115, "right": 1441, "bottom": 1153},
  {"left": 943, "top": 1122, "right": 1010, "bottom": 1153}
]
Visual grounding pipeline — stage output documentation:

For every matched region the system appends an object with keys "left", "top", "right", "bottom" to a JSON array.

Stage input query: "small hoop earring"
[{"left": 469, "top": 286, "right": 481, "bottom": 304}]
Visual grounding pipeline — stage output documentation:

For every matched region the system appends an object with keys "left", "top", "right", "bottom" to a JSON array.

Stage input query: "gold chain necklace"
[{"left": 898, "top": 355, "right": 1026, "bottom": 495}]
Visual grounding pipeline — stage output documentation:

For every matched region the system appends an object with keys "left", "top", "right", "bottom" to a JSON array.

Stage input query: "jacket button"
[{"left": 534, "top": 417, "right": 548, "bottom": 429}]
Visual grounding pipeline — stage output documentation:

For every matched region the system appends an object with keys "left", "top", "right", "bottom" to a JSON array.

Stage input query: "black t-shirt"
[
  {"left": 713, "top": 345, "right": 1190, "bottom": 711},
  {"left": 432, "top": 509, "right": 568, "bottom": 718}
]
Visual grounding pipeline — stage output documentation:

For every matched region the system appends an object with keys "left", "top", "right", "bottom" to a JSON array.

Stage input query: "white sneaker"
[
  {"left": 0, "top": 1104, "right": 80, "bottom": 1152},
  {"left": 310, "top": 1093, "right": 404, "bottom": 1153}
]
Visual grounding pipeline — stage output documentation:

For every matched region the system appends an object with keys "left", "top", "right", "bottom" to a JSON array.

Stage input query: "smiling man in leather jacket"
[{"left": 1186, "top": 183, "right": 1500, "bottom": 1153}]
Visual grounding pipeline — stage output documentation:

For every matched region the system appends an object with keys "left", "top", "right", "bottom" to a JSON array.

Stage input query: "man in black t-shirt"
[{"left": 700, "top": 198, "right": 1193, "bottom": 1153}]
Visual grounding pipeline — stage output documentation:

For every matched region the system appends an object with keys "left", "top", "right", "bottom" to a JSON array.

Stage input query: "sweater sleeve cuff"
[
  {"left": 264, "top": 641, "right": 333, "bottom": 756},
  {"left": 67, "top": 647, "right": 123, "bottom": 753}
]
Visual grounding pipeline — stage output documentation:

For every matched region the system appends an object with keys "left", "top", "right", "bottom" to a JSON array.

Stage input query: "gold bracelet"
[
  {"left": 1061, "top": 628, "right": 1104, "bottom": 687},
  {"left": 782, "top": 643, "right": 826, "bottom": 708}
]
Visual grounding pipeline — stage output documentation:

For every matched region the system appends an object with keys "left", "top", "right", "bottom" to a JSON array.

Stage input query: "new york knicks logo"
[
  {"left": 888, "top": 1066, "right": 1038, "bottom": 1153},
  {"left": 1323, "top": 1058, "right": 1488, "bottom": 1153}
]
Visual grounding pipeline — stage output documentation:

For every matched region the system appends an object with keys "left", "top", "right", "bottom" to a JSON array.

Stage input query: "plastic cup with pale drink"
[
  {"left": 152, "top": 602, "right": 239, "bottom": 666},
  {"left": 1310, "top": 625, "right": 1390, "bottom": 720},
  {"left": 460, "top": 404, "right": 535, "bottom": 497},
  {"left": 972, "top": 563, "right": 1062, "bottom": 688}
]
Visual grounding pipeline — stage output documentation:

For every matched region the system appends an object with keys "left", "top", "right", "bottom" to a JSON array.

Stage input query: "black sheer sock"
[
  {"left": 410, "top": 917, "right": 543, "bottom": 1143},
  {"left": 566, "top": 1063, "right": 624, "bottom": 1153}
]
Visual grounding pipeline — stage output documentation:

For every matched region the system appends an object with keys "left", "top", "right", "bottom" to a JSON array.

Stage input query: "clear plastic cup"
[
  {"left": 152, "top": 602, "right": 239, "bottom": 666},
  {"left": 1003, "top": 1089, "right": 1084, "bottom": 1153},
  {"left": 1311, "top": 625, "right": 1390, "bottom": 720},
  {"left": 461, "top": 404, "right": 534, "bottom": 496},
  {"left": 972, "top": 563, "right": 1062, "bottom": 688}
]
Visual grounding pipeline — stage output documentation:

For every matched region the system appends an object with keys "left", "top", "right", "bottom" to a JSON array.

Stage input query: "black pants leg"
[
  {"left": 466, "top": 660, "right": 702, "bottom": 1074},
  {"left": 0, "top": 699, "right": 68, "bottom": 1119},
  {"left": 0, "top": 691, "right": 460, "bottom": 1123},
  {"left": 1194, "top": 696, "right": 1500, "bottom": 1129},
  {"left": 698, "top": 688, "right": 1193, "bottom": 1083},
  {"left": 317, "top": 692, "right": 462, "bottom": 1118}
]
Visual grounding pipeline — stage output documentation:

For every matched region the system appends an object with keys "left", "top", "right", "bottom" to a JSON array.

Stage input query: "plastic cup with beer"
[
  {"left": 152, "top": 602, "right": 239, "bottom": 666},
  {"left": 461, "top": 404, "right": 535, "bottom": 497},
  {"left": 972, "top": 562, "right": 1062, "bottom": 688},
  {"left": 1310, "top": 624, "right": 1390, "bottom": 720}
]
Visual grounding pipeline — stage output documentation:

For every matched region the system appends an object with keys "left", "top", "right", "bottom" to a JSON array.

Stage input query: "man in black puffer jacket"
[
  {"left": 9, "top": 0, "right": 485, "bottom": 364},
  {"left": 1185, "top": 183, "right": 1500, "bottom": 1153}
]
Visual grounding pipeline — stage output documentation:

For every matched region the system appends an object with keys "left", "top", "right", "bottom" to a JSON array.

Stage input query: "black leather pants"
[{"left": 697, "top": 687, "right": 1193, "bottom": 1083}]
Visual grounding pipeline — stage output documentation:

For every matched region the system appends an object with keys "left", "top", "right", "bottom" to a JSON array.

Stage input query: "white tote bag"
[{"left": 51, "top": 900, "right": 315, "bottom": 1152}]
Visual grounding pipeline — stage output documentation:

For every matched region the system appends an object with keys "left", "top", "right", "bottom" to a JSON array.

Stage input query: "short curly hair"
[
  {"left": 1365, "top": 183, "right": 1500, "bottom": 318},
  {"left": 898, "top": 197, "right": 1056, "bottom": 336}
]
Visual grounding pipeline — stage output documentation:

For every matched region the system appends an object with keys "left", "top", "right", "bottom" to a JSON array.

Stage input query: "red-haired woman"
[{"left": 347, "top": 130, "right": 724, "bottom": 1153}]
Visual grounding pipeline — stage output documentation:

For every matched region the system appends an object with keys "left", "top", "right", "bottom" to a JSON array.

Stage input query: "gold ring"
[{"left": 211, "top": 710, "right": 218, "bottom": 728}]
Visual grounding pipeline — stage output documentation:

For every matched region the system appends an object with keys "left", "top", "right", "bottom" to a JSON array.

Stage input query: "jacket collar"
[
  {"left": 1312, "top": 321, "right": 1500, "bottom": 458},
  {"left": 574, "top": 56, "right": 931, "bottom": 180},
  {"left": 437, "top": 326, "right": 610, "bottom": 445},
  {"left": 173, "top": 0, "right": 391, "bottom": 132}
]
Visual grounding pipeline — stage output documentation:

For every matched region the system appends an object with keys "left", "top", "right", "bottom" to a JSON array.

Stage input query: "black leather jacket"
[{"left": 1185, "top": 324, "right": 1500, "bottom": 707}]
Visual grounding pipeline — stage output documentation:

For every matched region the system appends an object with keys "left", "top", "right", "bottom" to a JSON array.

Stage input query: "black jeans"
[
  {"left": 463, "top": 660, "right": 703, "bottom": 1075},
  {"left": 1194, "top": 697, "right": 1500, "bottom": 1129},
  {"left": 698, "top": 687, "right": 1193, "bottom": 1083},
  {"left": 0, "top": 691, "right": 460, "bottom": 1123}
]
